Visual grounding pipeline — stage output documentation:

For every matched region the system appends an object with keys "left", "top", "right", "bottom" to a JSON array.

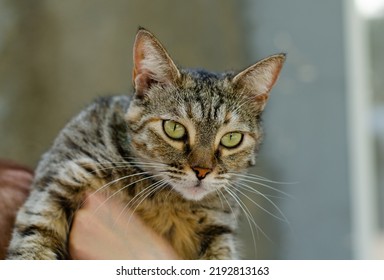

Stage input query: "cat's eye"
[
  {"left": 163, "top": 120, "right": 186, "bottom": 140},
  {"left": 220, "top": 132, "right": 243, "bottom": 148}
]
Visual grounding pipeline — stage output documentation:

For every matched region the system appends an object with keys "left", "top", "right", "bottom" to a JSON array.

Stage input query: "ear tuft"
[
  {"left": 132, "top": 29, "right": 180, "bottom": 98},
  {"left": 232, "top": 53, "right": 286, "bottom": 111}
]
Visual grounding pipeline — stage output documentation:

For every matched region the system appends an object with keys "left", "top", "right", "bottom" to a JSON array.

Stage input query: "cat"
[{"left": 6, "top": 27, "right": 285, "bottom": 260}]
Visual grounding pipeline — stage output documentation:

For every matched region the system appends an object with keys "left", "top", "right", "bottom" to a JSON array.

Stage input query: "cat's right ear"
[{"left": 132, "top": 28, "right": 181, "bottom": 99}]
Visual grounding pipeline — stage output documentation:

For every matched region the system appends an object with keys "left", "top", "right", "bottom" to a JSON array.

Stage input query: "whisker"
[
  {"left": 91, "top": 173, "right": 163, "bottom": 213},
  {"left": 232, "top": 176, "right": 294, "bottom": 199},
  {"left": 114, "top": 179, "right": 168, "bottom": 227},
  {"left": 81, "top": 160, "right": 168, "bottom": 172},
  {"left": 163, "top": 181, "right": 176, "bottom": 201},
  {"left": 81, "top": 171, "right": 154, "bottom": 209},
  {"left": 227, "top": 185, "right": 273, "bottom": 244},
  {"left": 125, "top": 162, "right": 168, "bottom": 168},
  {"left": 127, "top": 178, "right": 168, "bottom": 208},
  {"left": 98, "top": 171, "right": 151, "bottom": 191},
  {"left": 123, "top": 156, "right": 168, "bottom": 166},
  {"left": 235, "top": 182, "right": 289, "bottom": 224},
  {"left": 216, "top": 187, "right": 238, "bottom": 221},
  {"left": 233, "top": 183, "right": 288, "bottom": 200},
  {"left": 230, "top": 172, "right": 297, "bottom": 185},
  {"left": 214, "top": 188, "right": 225, "bottom": 210},
  {"left": 223, "top": 186, "right": 260, "bottom": 252},
  {"left": 124, "top": 181, "right": 169, "bottom": 226}
]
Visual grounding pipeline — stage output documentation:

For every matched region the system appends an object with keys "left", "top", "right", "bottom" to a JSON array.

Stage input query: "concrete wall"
[{"left": 243, "top": 0, "right": 352, "bottom": 258}]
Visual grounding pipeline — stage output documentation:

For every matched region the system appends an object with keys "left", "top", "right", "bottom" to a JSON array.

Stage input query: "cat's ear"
[
  {"left": 232, "top": 54, "right": 286, "bottom": 111},
  {"left": 132, "top": 28, "right": 181, "bottom": 98}
]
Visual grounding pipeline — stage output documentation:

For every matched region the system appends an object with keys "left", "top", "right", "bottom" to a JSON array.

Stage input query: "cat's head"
[{"left": 126, "top": 28, "right": 285, "bottom": 201}]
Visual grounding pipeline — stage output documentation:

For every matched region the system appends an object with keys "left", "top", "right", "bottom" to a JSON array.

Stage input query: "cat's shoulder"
[
  {"left": 71, "top": 95, "right": 131, "bottom": 124},
  {"left": 45, "top": 95, "right": 132, "bottom": 161},
  {"left": 88, "top": 95, "right": 131, "bottom": 113},
  {"left": 54, "top": 94, "right": 132, "bottom": 144}
]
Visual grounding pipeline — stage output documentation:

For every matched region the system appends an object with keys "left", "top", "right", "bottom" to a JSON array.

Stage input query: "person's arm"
[
  {"left": 0, "top": 161, "right": 33, "bottom": 259},
  {"left": 69, "top": 192, "right": 180, "bottom": 260}
]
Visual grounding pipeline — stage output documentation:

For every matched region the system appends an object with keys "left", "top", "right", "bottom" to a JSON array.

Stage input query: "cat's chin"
[
  {"left": 172, "top": 183, "right": 214, "bottom": 201},
  {"left": 181, "top": 188, "right": 210, "bottom": 201}
]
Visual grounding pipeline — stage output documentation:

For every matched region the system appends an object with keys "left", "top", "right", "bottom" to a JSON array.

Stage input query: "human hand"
[{"left": 69, "top": 192, "right": 180, "bottom": 260}]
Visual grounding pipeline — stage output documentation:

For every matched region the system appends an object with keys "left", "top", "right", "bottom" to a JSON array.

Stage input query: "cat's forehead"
[
  {"left": 183, "top": 68, "right": 230, "bottom": 80},
  {"left": 167, "top": 72, "right": 253, "bottom": 131},
  {"left": 181, "top": 69, "right": 233, "bottom": 92},
  {"left": 128, "top": 69, "right": 258, "bottom": 131}
]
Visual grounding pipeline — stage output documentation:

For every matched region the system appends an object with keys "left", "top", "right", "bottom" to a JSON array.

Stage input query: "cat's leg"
[
  {"left": 6, "top": 181, "right": 83, "bottom": 259},
  {"left": 198, "top": 225, "right": 239, "bottom": 260}
]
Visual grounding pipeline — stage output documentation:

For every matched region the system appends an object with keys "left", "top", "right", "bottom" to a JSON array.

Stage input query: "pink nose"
[{"left": 192, "top": 167, "right": 211, "bottom": 180}]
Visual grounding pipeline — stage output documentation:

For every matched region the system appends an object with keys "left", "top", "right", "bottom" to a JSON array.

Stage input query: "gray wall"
[{"left": 243, "top": 0, "right": 352, "bottom": 258}]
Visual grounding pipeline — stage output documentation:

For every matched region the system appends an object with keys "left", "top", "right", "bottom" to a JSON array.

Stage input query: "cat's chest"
[{"left": 133, "top": 195, "right": 209, "bottom": 259}]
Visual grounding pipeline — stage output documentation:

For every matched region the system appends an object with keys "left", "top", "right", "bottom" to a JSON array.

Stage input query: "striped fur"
[{"left": 7, "top": 28, "right": 285, "bottom": 259}]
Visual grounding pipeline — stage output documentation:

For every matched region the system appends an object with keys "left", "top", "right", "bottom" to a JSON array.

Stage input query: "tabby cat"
[{"left": 7, "top": 28, "right": 285, "bottom": 259}]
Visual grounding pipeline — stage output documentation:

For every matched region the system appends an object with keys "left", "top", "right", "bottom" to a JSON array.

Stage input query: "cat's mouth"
[
  {"left": 169, "top": 178, "right": 214, "bottom": 201},
  {"left": 182, "top": 183, "right": 210, "bottom": 201}
]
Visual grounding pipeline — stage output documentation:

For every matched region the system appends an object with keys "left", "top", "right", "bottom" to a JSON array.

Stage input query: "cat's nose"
[{"left": 192, "top": 167, "right": 211, "bottom": 180}]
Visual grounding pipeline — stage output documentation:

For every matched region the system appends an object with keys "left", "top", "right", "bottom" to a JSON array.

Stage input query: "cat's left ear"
[
  {"left": 132, "top": 28, "right": 181, "bottom": 98},
  {"left": 232, "top": 54, "right": 286, "bottom": 111}
]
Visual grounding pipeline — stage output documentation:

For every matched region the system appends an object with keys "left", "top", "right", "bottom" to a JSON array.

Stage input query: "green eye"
[
  {"left": 220, "top": 132, "right": 243, "bottom": 148},
  {"left": 163, "top": 120, "right": 186, "bottom": 140}
]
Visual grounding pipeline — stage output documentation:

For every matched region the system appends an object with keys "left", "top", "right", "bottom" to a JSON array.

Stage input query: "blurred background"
[{"left": 0, "top": 0, "right": 383, "bottom": 259}]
